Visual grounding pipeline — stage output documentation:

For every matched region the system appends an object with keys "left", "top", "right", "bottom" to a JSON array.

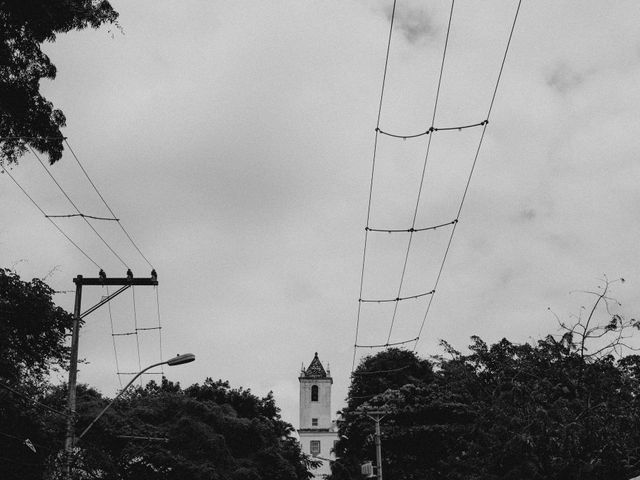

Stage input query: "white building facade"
[{"left": 298, "top": 353, "right": 339, "bottom": 479}]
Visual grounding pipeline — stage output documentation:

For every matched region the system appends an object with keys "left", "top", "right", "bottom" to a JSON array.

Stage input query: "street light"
[{"left": 76, "top": 353, "right": 196, "bottom": 441}]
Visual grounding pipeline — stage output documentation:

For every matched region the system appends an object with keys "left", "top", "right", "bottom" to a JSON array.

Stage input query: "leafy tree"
[
  {"left": 0, "top": 268, "right": 74, "bottom": 479},
  {"left": 332, "top": 297, "right": 640, "bottom": 479},
  {"left": 0, "top": 0, "right": 119, "bottom": 166},
  {"left": 49, "top": 377, "right": 316, "bottom": 480}
]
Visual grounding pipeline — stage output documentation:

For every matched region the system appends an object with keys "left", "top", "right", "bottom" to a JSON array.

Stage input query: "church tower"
[{"left": 298, "top": 352, "right": 338, "bottom": 478}]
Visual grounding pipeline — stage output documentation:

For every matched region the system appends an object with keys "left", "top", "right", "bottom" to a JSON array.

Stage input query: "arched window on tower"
[{"left": 311, "top": 385, "right": 319, "bottom": 402}]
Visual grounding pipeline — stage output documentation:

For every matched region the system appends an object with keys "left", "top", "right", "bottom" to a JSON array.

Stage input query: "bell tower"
[
  {"left": 298, "top": 352, "right": 338, "bottom": 478},
  {"left": 299, "top": 352, "right": 332, "bottom": 429}
]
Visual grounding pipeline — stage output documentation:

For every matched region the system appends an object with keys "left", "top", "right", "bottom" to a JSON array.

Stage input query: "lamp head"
[{"left": 166, "top": 353, "right": 196, "bottom": 366}]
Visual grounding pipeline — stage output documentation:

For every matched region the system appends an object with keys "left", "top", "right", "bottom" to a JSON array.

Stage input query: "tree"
[
  {"left": 332, "top": 294, "right": 640, "bottom": 479},
  {"left": 0, "top": 0, "right": 119, "bottom": 166},
  {"left": 48, "top": 377, "right": 316, "bottom": 480},
  {"left": 0, "top": 268, "right": 74, "bottom": 479}
]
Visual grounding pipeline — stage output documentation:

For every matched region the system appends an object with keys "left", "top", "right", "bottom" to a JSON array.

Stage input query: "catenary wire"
[
  {"left": 64, "top": 139, "right": 155, "bottom": 270},
  {"left": 105, "top": 286, "right": 124, "bottom": 388},
  {"left": 131, "top": 286, "right": 143, "bottom": 385},
  {"left": 413, "top": 0, "right": 523, "bottom": 351},
  {"left": 30, "top": 146, "right": 129, "bottom": 268},
  {"left": 385, "top": 0, "right": 456, "bottom": 345},
  {"left": 352, "top": 0, "right": 398, "bottom": 371},
  {"left": 0, "top": 167, "right": 101, "bottom": 269},
  {"left": 367, "top": 219, "right": 457, "bottom": 233},
  {"left": 376, "top": 119, "right": 487, "bottom": 139}
]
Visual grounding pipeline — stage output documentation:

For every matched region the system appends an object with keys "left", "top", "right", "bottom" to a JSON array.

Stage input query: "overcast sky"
[{"left": 2, "top": 0, "right": 640, "bottom": 427}]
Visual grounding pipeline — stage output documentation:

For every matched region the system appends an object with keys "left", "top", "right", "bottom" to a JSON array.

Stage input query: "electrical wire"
[
  {"left": 385, "top": 0, "right": 455, "bottom": 345},
  {"left": 0, "top": 382, "right": 69, "bottom": 418},
  {"left": 64, "top": 139, "right": 155, "bottom": 270},
  {"left": 366, "top": 219, "right": 457, "bottom": 233},
  {"left": 376, "top": 119, "right": 487, "bottom": 139},
  {"left": 30, "top": 146, "right": 129, "bottom": 268},
  {"left": 155, "top": 286, "right": 165, "bottom": 375},
  {"left": 352, "top": 0, "right": 398, "bottom": 371},
  {"left": 0, "top": 167, "right": 102, "bottom": 269},
  {"left": 353, "top": 0, "right": 522, "bottom": 367},
  {"left": 413, "top": 0, "right": 523, "bottom": 351},
  {"left": 105, "top": 286, "right": 124, "bottom": 388},
  {"left": 131, "top": 286, "right": 143, "bottom": 386}
]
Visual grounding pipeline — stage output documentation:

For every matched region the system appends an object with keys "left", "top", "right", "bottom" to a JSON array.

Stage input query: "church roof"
[{"left": 303, "top": 352, "right": 328, "bottom": 378}]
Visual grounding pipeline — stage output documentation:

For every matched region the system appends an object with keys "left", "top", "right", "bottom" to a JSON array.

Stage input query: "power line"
[
  {"left": 30, "top": 146, "right": 130, "bottom": 268},
  {"left": 384, "top": 0, "right": 456, "bottom": 346},
  {"left": 414, "top": 0, "right": 523, "bottom": 351},
  {"left": 353, "top": 0, "right": 398, "bottom": 371},
  {"left": 0, "top": 167, "right": 102, "bottom": 269},
  {"left": 352, "top": 0, "right": 523, "bottom": 367},
  {"left": 105, "top": 286, "right": 124, "bottom": 389},
  {"left": 0, "top": 382, "right": 69, "bottom": 418},
  {"left": 64, "top": 139, "right": 155, "bottom": 270}
]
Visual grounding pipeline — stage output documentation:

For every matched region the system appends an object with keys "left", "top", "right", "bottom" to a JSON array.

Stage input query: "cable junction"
[
  {"left": 367, "top": 219, "right": 457, "bottom": 233},
  {"left": 45, "top": 213, "right": 119, "bottom": 221},
  {"left": 376, "top": 119, "right": 487, "bottom": 139},
  {"left": 355, "top": 337, "right": 419, "bottom": 349},
  {"left": 360, "top": 290, "right": 434, "bottom": 303}
]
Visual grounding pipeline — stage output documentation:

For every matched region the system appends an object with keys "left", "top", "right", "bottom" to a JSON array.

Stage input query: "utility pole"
[
  {"left": 364, "top": 410, "right": 387, "bottom": 480},
  {"left": 64, "top": 270, "right": 158, "bottom": 480}
]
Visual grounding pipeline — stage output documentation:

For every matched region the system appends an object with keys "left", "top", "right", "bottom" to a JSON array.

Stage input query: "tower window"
[
  {"left": 310, "top": 440, "right": 321, "bottom": 456},
  {"left": 311, "top": 385, "right": 319, "bottom": 402},
  {"left": 312, "top": 418, "right": 318, "bottom": 426}
]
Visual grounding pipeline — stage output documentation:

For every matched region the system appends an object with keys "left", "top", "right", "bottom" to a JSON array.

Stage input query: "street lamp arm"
[
  {"left": 77, "top": 360, "right": 164, "bottom": 441},
  {"left": 76, "top": 353, "right": 194, "bottom": 442}
]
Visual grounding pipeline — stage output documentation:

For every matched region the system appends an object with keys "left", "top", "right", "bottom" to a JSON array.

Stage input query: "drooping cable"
[
  {"left": 155, "top": 285, "right": 165, "bottom": 375},
  {"left": 385, "top": 0, "right": 456, "bottom": 345},
  {"left": 64, "top": 139, "right": 155, "bottom": 270},
  {"left": 131, "top": 286, "right": 143, "bottom": 386},
  {"left": 0, "top": 382, "right": 69, "bottom": 418},
  {"left": 413, "top": 0, "right": 523, "bottom": 351},
  {"left": 105, "top": 285, "right": 123, "bottom": 388},
  {"left": 352, "top": 0, "right": 398, "bottom": 371},
  {"left": 0, "top": 167, "right": 102, "bottom": 269},
  {"left": 30, "top": 146, "right": 129, "bottom": 268}
]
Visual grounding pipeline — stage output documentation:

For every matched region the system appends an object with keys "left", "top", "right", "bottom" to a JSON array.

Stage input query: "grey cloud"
[
  {"left": 546, "top": 64, "right": 584, "bottom": 93},
  {"left": 384, "top": 3, "right": 437, "bottom": 44}
]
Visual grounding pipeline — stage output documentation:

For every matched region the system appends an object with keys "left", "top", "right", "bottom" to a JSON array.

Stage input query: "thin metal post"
[
  {"left": 374, "top": 416, "right": 383, "bottom": 480},
  {"left": 65, "top": 275, "right": 83, "bottom": 480}
]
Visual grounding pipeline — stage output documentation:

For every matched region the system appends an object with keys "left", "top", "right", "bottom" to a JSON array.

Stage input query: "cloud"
[
  {"left": 546, "top": 63, "right": 584, "bottom": 93},
  {"left": 381, "top": 2, "right": 438, "bottom": 44}
]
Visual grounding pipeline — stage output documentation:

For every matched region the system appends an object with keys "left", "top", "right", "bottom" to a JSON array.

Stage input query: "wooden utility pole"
[
  {"left": 364, "top": 410, "right": 387, "bottom": 480},
  {"left": 64, "top": 271, "right": 158, "bottom": 480}
]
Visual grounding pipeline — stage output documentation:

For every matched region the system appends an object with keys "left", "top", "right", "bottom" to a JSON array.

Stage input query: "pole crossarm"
[{"left": 74, "top": 277, "right": 158, "bottom": 286}]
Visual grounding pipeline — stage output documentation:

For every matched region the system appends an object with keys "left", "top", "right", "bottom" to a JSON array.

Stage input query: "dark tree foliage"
[
  {"left": 332, "top": 336, "right": 640, "bottom": 480},
  {"left": 0, "top": 268, "right": 74, "bottom": 480},
  {"left": 0, "top": 268, "right": 74, "bottom": 384},
  {"left": 48, "top": 377, "right": 316, "bottom": 480},
  {"left": 0, "top": 0, "right": 119, "bottom": 165}
]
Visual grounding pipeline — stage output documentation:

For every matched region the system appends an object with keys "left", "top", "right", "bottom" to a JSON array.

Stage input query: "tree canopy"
[
  {"left": 0, "top": 0, "right": 119, "bottom": 166},
  {"left": 45, "top": 377, "right": 317, "bottom": 480},
  {"left": 0, "top": 268, "right": 74, "bottom": 480},
  {"left": 332, "top": 333, "right": 640, "bottom": 480}
]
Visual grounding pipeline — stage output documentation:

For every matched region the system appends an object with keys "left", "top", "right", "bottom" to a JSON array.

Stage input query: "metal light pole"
[
  {"left": 66, "top": 353, "right": 195, "bottom": 479},
  {"left": 77, "top": 353, "right": 195, "bottom": 441}
]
